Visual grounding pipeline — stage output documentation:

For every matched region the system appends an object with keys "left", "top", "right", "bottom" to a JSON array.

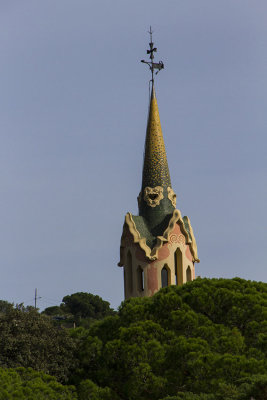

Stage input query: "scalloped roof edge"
[{"left": 118, "top": 209, "right": 199, "bottom": 266}]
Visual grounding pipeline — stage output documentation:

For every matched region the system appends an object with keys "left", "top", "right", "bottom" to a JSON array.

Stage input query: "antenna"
[
  {"left": 141, "top": 26, "right": 164, "bottom": 84},
  {"left": 34, "top": 288, "right": 42, "bottom": 309}
]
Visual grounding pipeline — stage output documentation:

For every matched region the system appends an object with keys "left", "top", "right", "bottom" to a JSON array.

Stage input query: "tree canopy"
[
  {"left": 0, "top": 367, "right": 77, "bottom": 400},
  {"left": 70, "top": 278, "right": 267, "bottom": 400},
  {"left": 0, "top": 303, "right": 76, "bottom": 382},
  {"left": 43, "top": 292, "right": 115, "bottom": 328},
  {"left": 0, "top": 279, "right": 266, "bottom": 399}
]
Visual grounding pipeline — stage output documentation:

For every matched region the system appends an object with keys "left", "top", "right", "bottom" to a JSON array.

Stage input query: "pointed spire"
[
  {"left": 142, "top": 84, "right": 171, "bottom": 190},
  {"left": 138, "top": 84, "right": 175, "bottom": 225},
  {"left": 138, "top": 29, "right": 175, "bottom": 227}
]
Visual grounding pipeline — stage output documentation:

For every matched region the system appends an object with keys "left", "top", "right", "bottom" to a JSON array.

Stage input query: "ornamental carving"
[
  {"left": 143, "top": 186, "right": 164, "bottom": 207},
  {"left": 169, "top": 234, "right": 178, "bottom": 243},
  {"left": 167, "top": 187, "right": 177, "bottom": 207},
  {"left": 170, "top": 233, "right": 185, "bottom": 246}
]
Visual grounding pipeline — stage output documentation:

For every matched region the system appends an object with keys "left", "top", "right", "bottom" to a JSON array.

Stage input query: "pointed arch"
[
  {"left": 186, "top": 266, "right": 192, "bottom": 282},
  {"left": 174, "top": 247, "right": 183, "bottom": 285},
  {"left": 161, "top": 264, "right": 170, "bottom": 288},
  {"left": 137, "top": 266, "right": 144, "bottom": 292},
  {"left": 126, "top": 251, "right": 133, "bottom": 294}
]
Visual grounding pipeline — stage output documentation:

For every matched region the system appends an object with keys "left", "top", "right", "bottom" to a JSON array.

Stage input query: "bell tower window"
[
  {"left": 186, "top": 266, "right": 192, "bottom": 282},
  {"left": 175, "top": 253, "right": 178, "bottom": 285},
  {"left": 126, "top": 252, "right": 133, "bottom": 294},
  {"left": 174, "top": 248, "right": 183, "bottom": 285},
  {"left": 161, "top": 265, "right": 169, "bottom": 288},
  {"left": 137, "top": 266, "right": 144, "bottom": 292}
]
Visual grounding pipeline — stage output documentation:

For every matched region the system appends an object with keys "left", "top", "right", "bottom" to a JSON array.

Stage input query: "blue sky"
[{"left": 1, "top": 1, "right": 266, "bottom": 310}]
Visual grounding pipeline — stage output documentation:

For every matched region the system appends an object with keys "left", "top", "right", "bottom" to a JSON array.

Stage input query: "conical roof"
[
  {"left": 138, "top": 84, "right": 175, "bottom": 228},
  {"left": 141, "top": 85, "right": 171, "bottom": 190}
]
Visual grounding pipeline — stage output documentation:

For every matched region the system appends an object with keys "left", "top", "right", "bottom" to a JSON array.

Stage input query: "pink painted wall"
[{"left": 147, "top": 262, "right": 159, "bottom": 294}]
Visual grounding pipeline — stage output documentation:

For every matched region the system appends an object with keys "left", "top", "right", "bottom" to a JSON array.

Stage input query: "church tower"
[{"left": 118, "top": 30, "right": 199, "bottom": 299}]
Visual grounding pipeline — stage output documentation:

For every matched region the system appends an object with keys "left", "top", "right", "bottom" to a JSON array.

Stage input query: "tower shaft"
[{"left": 118, "top": 30, "right": 199, "bottom": 299}]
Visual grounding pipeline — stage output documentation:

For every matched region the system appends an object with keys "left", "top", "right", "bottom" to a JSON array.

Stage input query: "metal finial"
[{"left": 141, "top": 27, "right": 164, "bottom": 83}]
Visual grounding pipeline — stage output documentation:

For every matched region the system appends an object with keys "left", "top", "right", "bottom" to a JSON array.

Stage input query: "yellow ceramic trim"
[
  {"left": 119, "top": 209, "right": 199, "bottom": 265},
  {"left": 163, "top": 210, "right": 199, "bottom": 262},
  {"left": 143, "top": 186, "right": 164, "bottom": 207},
  {"left": 183, "top": 216, "right": 199, "bottom": 262},
  {"left": 167, "top": 187, "right": 177, "bottom": 207},
  {"left": 124, "top": 213, "right": 157, "bottom": 260}
]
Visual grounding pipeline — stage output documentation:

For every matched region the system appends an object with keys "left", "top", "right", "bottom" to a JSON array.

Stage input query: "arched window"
[
  {"left": 126, "top": 252, "right": 133, "bottom": 293},
  {"left": 174, "top": 248, "right": 183, "bottom": 285},
  {"left": 174, "top": 253, "right": 178, "bottom": 285},
  {"left": 161, "top": 265, "right": 169, "bottom": 288},
  {"left": 137, "top": 266, "right": 144, "bottom": 292},
  {"left": 186, "top": 266, "right": 192, "bottom": 282}
]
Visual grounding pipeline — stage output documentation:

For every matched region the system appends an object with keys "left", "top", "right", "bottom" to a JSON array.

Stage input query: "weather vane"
[{"left": 141, "top": 26, "right": 164, "bottom": 83}]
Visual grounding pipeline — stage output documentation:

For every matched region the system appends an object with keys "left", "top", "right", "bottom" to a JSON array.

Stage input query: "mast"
[{"left": 141, "top": 26, "right": 164, "bottom": 88}]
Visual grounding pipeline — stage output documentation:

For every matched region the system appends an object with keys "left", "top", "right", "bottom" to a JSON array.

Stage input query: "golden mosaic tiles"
[{"left": 142, "top": 91, "right": 171, "bottom": 189}]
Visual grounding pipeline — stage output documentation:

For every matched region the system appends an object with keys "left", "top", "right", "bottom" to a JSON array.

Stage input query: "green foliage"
[
  {"left": 77, "top": 379, "right": 119, "bottom": 400},
  {"left": 160, "top": 394, "right": 215, "bottom": 400},
  {"left": 42, "top": 305, "right": 64, "bottom": 316},
  {"left": 0, "top": 300, "right": 14, "bottom": 314},
  {"left": 0, "top": 279, "right": 266, "bottom": 399},
  {"left": 71, "top": 278, "right": 267, "bottom": 400},
  {"left": 0, "top": 367, "right": 77, "bottom": 400},
  {"left": 62, "top": 292, "right": 114, "bottom": 319},
  {"left": 0, "top": 303, "right": 76, "bottom": 382},
  {"left": 238, "top": 374, "right": 267, "bottom": 400},
  {"left": 43, "top": 292, "right": 116, "bottom": 328}
]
